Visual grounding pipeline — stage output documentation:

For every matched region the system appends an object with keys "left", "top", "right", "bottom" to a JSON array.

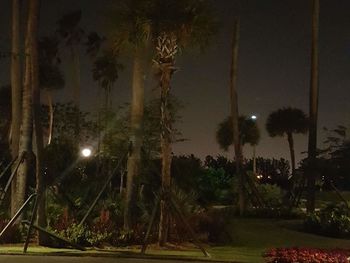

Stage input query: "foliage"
[
  {"left": 148, "top": 0, "right": 217, "bottom": 52},
  {"left": 304, "top": 202, "right": 350, "bottom": 238},
  {"left": 204, "top": 155, "right": 236, "bottom": 176},
  {"left": 92, "top": 50, "right": 123, "bottom": 92},
  {"left": 256, "top": 184, "right": 282, "bottom": 207},
  {"left": 319, "top": 126, "right": 350, "bottom": 190},
  {"left": 109, "top": 0, "right": 217, "bottom": 53},
  {"left": 266, "top": 107, "right": 308, "bottom": 137},
  {"left": 196, "top": 167, "right": 234, "bottom": 205},
  {"left": 216, "top": 115, "right": 260, "bottom": 151},
  {"left": 264, "top": 247, "right": 350, "bottom": 263},
  {"left": 38, "top": 36, "right": 65, "bottom": 91},
  {"left": 194, "top": 207, "right": 234, "bottom": 244},
  {"left": 247, "top": 157, "right": 290, "bottom": 188},
  {"left": 41, "top": 102, "right": 98, "bottom": 144}
]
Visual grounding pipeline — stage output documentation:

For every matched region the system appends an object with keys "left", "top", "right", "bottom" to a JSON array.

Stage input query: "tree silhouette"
[
  {"left": 216, "top": 115, "right": 260, "bottom": 151},
  {"left": 266, "top": 107, "right": 308, "bottom": 176}
]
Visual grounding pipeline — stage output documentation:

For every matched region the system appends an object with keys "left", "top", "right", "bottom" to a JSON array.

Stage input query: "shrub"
[
  {"left": 195, "top": 207, "right": 234, "bottom": 244},
  {"left": 304, "top": 202, "right": 350, "bottom": 238},
  {"left": 256, "top": 184, "right": 283, "bottom": 207},
  {"left": 264, "top": 247, "right": 350, "bottom": 263}
]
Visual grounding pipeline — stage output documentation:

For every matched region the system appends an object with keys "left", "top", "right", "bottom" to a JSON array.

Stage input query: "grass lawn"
[
  {"left": 1, "top": 218, "right": 350, "bottom": 263},
  {"left": 212, "top": 218, "right": 350, "bottom": 263}
]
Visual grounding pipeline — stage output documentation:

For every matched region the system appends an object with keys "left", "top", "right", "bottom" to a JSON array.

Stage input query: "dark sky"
[{"left": 1, "top": 0, "right": 350, "bottom": 167}]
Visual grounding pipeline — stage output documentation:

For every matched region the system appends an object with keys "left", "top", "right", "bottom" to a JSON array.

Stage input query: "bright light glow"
[
  {"left": 251, "top": 115, "right": 257, "bottom": 120},
  {"left": 81, "top": 148, "right": 92, "bottom": 158}
]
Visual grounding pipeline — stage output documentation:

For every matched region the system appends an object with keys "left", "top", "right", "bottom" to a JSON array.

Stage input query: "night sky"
[{"left": 1, "top": 0, "right": 350, "bottom": 167}]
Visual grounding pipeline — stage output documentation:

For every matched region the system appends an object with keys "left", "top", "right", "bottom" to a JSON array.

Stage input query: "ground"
[
  {"left": 0, "top": 256, "right": 208, "bottom": 263},
  {"left": 2, "top": 218, "right": 350, "bottom": 263}
]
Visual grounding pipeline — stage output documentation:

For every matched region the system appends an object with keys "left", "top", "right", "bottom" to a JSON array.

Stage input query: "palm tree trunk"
[
  {"left": 156, "top": 33, "right": 177, "bottom": 246},
  {"left": 124, "top": 52, "right": 145, "bottom": 231},
  {"left": 15, "top": 0, "right": 37, "bottom": 218},
  {"left": 307, "top": 0, "right": 320, "bottom": 213},
  {"left": 230, "top": 18, "right": 245, "bottom": 215},
  {"left": 158, "top": 63, "right": 173, "bottom": 246},
  {"left": 10, "top": 0, "right": 22, "bottom": 217},
  {"left": 45, "top": 90, "right": 54, "bottom": 145},
  {"left": 72, "top": 46, "right": 81, "bottom": 109},
  {"left": 72, "top": 46, "right": 81, "bottom": 140},
  {"left": 287, "top": 132, "right": 296, "bottom": 176},
  {"left": 29, "top": 0, "right": 48, "bottom": 245}
]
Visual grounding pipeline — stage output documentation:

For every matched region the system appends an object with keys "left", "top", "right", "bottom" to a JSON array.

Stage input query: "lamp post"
[{"left": 251, "top": 115, "right": 257, "bottom": 174}]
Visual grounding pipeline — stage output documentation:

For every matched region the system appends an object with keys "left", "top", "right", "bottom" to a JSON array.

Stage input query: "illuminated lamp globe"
[{"left": 81, "top": 148, "right": 92, "bottom": 158}]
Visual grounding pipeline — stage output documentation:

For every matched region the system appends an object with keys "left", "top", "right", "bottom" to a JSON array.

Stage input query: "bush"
[
  {"left": 304, "top": 202, "right": 350, "bottom": 238},
  {"left": 264, "top": 248, "right": 350, "bottom": 263},
  {"left": 256, "top": 184, "right": 283, "bottom": 207},
  {"left": 195, "top": 207, "right": 234, "bottom": 244}
]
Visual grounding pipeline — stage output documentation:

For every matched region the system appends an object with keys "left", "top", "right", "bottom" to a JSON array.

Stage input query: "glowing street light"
[
  {"left": 250, "top": 115, "right": 258, "bottom": 174},
  {"left": 81, "top": 148, "right": 92, "bottom": 158}
]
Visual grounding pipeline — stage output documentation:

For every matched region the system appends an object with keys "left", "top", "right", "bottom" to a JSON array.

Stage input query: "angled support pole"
[
  {"left": 0, "top": 156, "right": 17, "bottom": 181},
  {"left": 22, "top": 220, "right": 86, "bottom": 251},
  {"left": 0, "top": 153, "right": 24, "bottom": 204},
  {"left": 0, "top": 193, "right": 37, "bottom": 238},
  {"left": 330, "top": 181, "right": 349, "bottom": 209},
  {"left": 169, "top": 193, "right": 210, "bottom": 258},
  {"left": 23, "top": 194, "right": 39, "bottom": 253},
  {"left": 141, "top": 195, "right": 160, "bottom": 254},
  {"left": 79, "top": 153, "right": 127, "bottom": 226}
]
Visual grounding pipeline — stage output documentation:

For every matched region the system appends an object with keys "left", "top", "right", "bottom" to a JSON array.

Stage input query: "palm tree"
[
  {"left": 109, "top": 0, "right": 151, "bottom": 231},
  {"left": 229, "top": 18, "right": 244, "bottom": 215},
  {"left": 266, "top": 107, "right": 308, "bottom": 177},
  {"left": 92, "top": 49, "right": 123, "bottom": 109},
  {"left": 307, "top": 0, "right": 320, "bottom": 213},
  {"left": 14, "top": 0, "right": 39, "bottom": 220},
  {"left": 10, "top": 0, "right": 22, "bottom": 217},
  {"left": 92, "top": 49, "right": 123, "bottom": 176},
  {"left": 148, "top": 0, "right": 216, "bottom": 245},
  {"left": 39, "top": 36, "right": 65, "bottom": 145},
  {"left": 216, "top": 115, "right": 260, "bottom": 151},
  {"left": 56, "top": 10, "right": 84, "bottom": 109},
  {"left": 29, "top": 0, "right": 48, "bottom": 244}
]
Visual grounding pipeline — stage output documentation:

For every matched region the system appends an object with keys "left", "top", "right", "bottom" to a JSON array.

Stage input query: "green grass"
[
  {"left": 2, "top": 218, "right": 350, "bottom": 263},
  {"left": 211, "top": 218, "right": 350, "bottom": 263}
]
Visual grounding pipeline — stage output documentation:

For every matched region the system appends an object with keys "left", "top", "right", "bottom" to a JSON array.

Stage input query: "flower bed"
[{"left": 263, "top": 248, "right": 350, "bottom": 263}]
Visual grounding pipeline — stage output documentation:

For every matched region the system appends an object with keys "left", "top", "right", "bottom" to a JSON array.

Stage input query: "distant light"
[
  {"left": 251, "top": 115, "right": 257, "bottom": 120},
  {"left": 81, "top": 148, "right": 92, "bottom": 158}
]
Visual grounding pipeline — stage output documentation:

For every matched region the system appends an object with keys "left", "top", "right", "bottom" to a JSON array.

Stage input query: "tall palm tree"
[
  {"left": 266, "top": 107, "right": 308, "bottom": 177},
  {"left": 14, "top": 0, "right": 39, "bottom": 219},
  {"left": 92, "top": 49, "right": 123, "bottom": 176},
  {"left": 307, "top": 0, "right": 320, "bottom": 213},
  {"left": 216, "top": 115, "right": 260, "bottom": 151},
  {"left": 109, "top": 0, "right": 151, "bottom": 231},
  {"left": 92, "top": 50, "right": 123, "bottom": 109},
  {"left": 39, "top": 36, "right": 64, "bottom": 145},
  {"left": 10, "top": 0, "right": 22, "bottom": 217},
  {"left": 29, "top": 0, "right": 48, "bottom": 244},
  {"left": 229, "top": 18, "right": 244, "bottom": 215},
  {"left": 153, "top": 33, "right": 178, "bottom": 245},
  {"left": 148, "top": 0, "right": 216, "bottom": 244},
  {"left": 56, "top": 10, "right": 84, "bottom": 109}
]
